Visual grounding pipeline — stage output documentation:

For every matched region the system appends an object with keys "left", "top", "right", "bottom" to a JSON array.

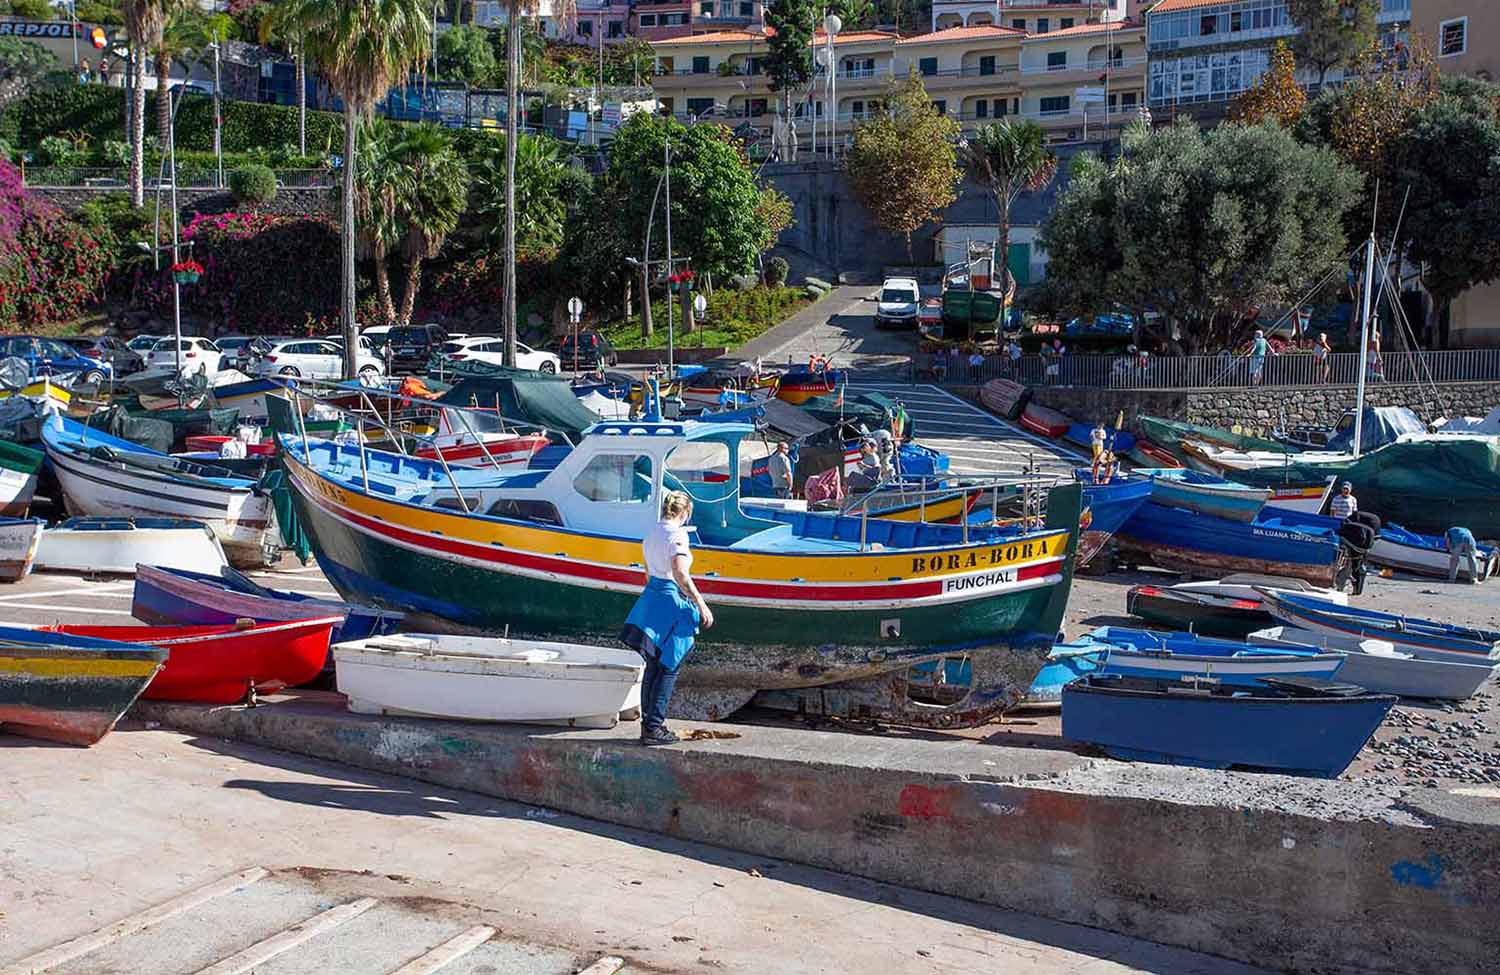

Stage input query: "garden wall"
[{"left": 30, "top": 185, "right": 333, "bottom": 219}]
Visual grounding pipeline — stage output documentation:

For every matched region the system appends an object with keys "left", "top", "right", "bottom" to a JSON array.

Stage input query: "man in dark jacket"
[{"left": 1337, "top": 511, "right": 1381, "bottom": 595}]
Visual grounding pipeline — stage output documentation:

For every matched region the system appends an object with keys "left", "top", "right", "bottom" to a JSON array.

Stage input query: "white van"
[{"left": 875, "top": 277, "right": 921, "bottom": 329}]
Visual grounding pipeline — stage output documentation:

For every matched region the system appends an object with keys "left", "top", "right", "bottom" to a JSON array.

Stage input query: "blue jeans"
[{"left": 640, "top": 651, "right": 680, "bottom": 732}]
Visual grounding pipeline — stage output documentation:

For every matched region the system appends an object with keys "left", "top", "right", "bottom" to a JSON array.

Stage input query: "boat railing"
[{"left": 839, "top": 470, "right": 1067, "bottom": 550}]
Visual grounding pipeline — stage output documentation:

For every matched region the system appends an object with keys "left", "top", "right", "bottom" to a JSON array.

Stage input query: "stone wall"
[
  {"left": 30, "top": 185, "right": 334, "bottom": 220},
  {"left": 1025, "top": 381, "right": 1500, "bottom": 436}
]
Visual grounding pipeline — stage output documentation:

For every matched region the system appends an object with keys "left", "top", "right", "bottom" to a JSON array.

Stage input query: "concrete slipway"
[{"left": 135, "top": 692, "right": 1500, "bottom": 975}]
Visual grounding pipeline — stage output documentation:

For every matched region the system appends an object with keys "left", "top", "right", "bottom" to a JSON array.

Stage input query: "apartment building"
[
  {"left": 932, "top": 0, "right": 1129, "bottom": 33},
  {"left": 1145, "top": 0, "right": 1411, "bottom": 123},
  {"left": 649, "top": 18, "right": 1145, "bottom": 147},
  {"left": 1412, "top": 0, "right": 1495, "bottom": 80}
]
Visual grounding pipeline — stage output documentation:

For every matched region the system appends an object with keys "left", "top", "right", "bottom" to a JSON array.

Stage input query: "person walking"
[
  {"left": 1249, "top": 329, "right": 1276, "bottom": 386},
  {"left": 1006, "top": 337, "right": 1022, "bottom": 376},
  {"left": 1314, "top": 332, "right": 1332, "bottom": 383},
  {"left": 1366, "top": 333, "right": 1385, "bottom": 382},
  {"left": 1089, "top": 420, "right": 1107, "bottom": 463},
  {"left": 768, "top": 441, "right": 794, "bottom": 499},
  {"left": 1329, "top": 481, "right": 1358, "bottom": 520},
  {"left": 77, "top": 58, "right": 92, "bottom": 85},
  {"left": 1446, "top": 526, "right": 1482, "bottom": 584},
  {"left": 620, "top": 490, "right": 714, "bottom": 746},
  {"left": 931, "top": 346, "right": 948, "bottom": 382},
  {"left": 967, "top": 348, "right": 985, "bottom": 381}
]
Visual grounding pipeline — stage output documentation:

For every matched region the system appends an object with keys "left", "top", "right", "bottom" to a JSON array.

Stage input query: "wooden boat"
[
  {"left": 41, "top": 414, "right": 276, "bottom": 568},
  {"left": 773, "top": 366, "right": 846, "bottom": 405},
  {"left": 1126, "top": 574, "right": 1347, "bottom": 638},
  {"left": 0, "top": 378, "right": 70, "bottom": 412},
  {"left": 35, "top": 517, "right": 229, "bottom": 575},
  {"left": 1019, "top": 402, "right": 1071, "bottom": 438},
  {"left": 1179, "top": 439, "right": 1351, "bottom": 476},
  {"left": 1136, "top": 415, "right": 1287, "bottom": 454},
  {"left": 0, "top": 440, "right": 43, "bottom": 517},
  {"left": 1062, "top": 674, "right": 1395, "bottom": 778},
  {"left": 1368, "top": 523, "right": 1498, "bottom": 582},
  {"left": 1129, "top": 439, "right": 1183, "bottom": 469},
  {"left": 0, "top": 627, "right": 166, "bottom": 745},
  {"left": 1115, "top": 501, "right": 1346, "bottom": 587},
  {"left": 1144, "top": 468, "right": 1271, "bottom": 523},
  {"left": 1076, "top": 471, "right": 1153, "bottom": 568},
  {"left": 414, "top": 430, "right": 549, "bottom": 469},
  {"left": 37, "top": 617, "right": 341, "bottom": 704},
  {"left": 1259, "top": 590, "right": 1500, "bottom": 666},
  {"left": 277, "top": 416, "right": 1083, "bottom": 728},
  {"left": 209, "top": 376, "right": 283, "bottom": 423},
  {"left": 979, "top": 379, "right": 1028, "bottom": 420},
  {"left": 132, "top": 563, "right": 404, "bottom": 644},
  {"left": 0, "top": 516, "right": 42, "bottom": 582},
  {"left": 333, "top": 633, "right": 644, "bottom": 729},
  {"left": 1064, "top": 423, "right": 1136, "bottom": 455},
  {"left": 1265, "top": 479, "right": 1337, "bottom": 514},
  {"left": 1249, "top": 626, "right": 1499, "bottom": 701}
]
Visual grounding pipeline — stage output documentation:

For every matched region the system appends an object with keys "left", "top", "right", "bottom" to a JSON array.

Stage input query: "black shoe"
[{"left": 640, "top": 726, "right": 680, "bottom": 746}]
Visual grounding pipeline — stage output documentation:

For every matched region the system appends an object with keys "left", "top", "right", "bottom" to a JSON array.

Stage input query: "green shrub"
[
  {"left": 99, "top": 139, "right": 130, "bottom": 166},
  {"left": 228, "top": 164, "right": 277, "bottom": 208},
  {"left": 37, "top": 134, "right": 80, "bottom": 166},
  {"left": 15, "top": 85, "right": 123, "bottom": 147},
  {"left": 172, "top": 96, "right": 342, "bottom": 155},
  {"left": 765, "top": 255, "right": 789, "bottom": 287}
]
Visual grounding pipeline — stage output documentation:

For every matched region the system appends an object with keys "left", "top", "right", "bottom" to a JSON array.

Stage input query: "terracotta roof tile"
[
  {"left": 897, "top": 24, "right": 1026, "bottom": 45},
  {"left": 1147, "top": 0, "right": 1235, "bottom": 13},
  {"left": 1022, "top": 19, "right": 1142, "bottom": 40}
]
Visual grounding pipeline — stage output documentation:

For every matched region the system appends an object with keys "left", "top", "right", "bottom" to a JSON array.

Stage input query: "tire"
[
  {"left": 81, "top": 370, "right": 104, "bottom": 384},
  {"left": 358, "top": 365, "right": 381, "bottom": 380},
  {"left": 539, "top": 360, "right": 556, "bottom": 374},
  {"left": 279, "top": 366, "right": 300, "bottom": 377}
]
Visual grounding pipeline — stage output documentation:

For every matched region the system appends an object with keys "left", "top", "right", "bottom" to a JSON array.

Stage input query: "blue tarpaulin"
[{"left": 1324, "top": 407, "right": 1426, "bottom": 454}]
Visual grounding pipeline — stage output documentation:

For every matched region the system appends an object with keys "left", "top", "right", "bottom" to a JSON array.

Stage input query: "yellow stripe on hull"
[
  {"left": 289, "top": 452, "right": 1069, "bottom": 585},
  {"left": 869, "top": 494, "right": 968, "bottom": 523},
  {"left": 0, "top": 657, "right": 162, "bottom": 679}
]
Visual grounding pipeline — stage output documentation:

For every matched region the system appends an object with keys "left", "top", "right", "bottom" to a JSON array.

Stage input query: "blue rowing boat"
[
  {"left": 1075, "top": 471, "right": 1153, "bottom": 568},
  {"left": 1115, "top": 501, "right": 1345, "bottom": 586},
  {"left": 1064, "top": 423, "right": 1136, "bottom": 455},
  {"left": 1258, "top": 589, "right": 1500, "bottom": 665},
  {"left": 1062, "top": 674, "right": 1396, "bottom": 777},
  {"left": 1142, "top": 468, "right": 1271, "bottom": 523}
]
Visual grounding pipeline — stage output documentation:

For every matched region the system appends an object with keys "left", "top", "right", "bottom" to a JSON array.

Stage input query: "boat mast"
[{"left": 1351, "top": 232, "right": 1376, "bottom": 459}]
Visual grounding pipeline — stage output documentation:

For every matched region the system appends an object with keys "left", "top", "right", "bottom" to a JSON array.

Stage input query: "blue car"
[{"left": 0, "top": 335, "right": 112, "bottom": 383}]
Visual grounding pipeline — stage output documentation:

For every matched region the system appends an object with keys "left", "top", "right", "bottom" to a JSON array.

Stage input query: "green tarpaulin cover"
[
  {"left": 1137, "top": 414, "right": 1287, "bottom": 454},
  {"left": 440, "top": 370, "right": 601, "bottom": 441},
  {"left": 260, "top": 466, "right": 311, "bottom": 565}
]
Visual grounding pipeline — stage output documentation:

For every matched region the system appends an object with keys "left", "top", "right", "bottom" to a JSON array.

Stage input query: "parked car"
[
  {"left": 0, "top": 335, "right": 112, "bottom": 384},
  {"left": 60, "top": 336, "right": 144, "bottom": 376},
  {"left": 253, "top": 337, "right": 384, "bottom": 380},
  {"left": 145, "top": 337, "right": 226, "bottom": 375},
  {"left": 361, "top": 324, "right": 393, "bottom": 351},
  {"left": 385, "top": 323, "right": 449, "bottom": 374},
  {"left": 875, "top": 277, "right": 921, "bottom": 329},
  {"left": 439, "top": 336, "right": 561, "bottom": 374},
  {"left": 556, "top": 331, "right": 619, "bottom": 370},
  {"left": 214, "top": 336, "right": 259, "bottom": 373},
  {"left": 126, "top": 334, "right": 164, "bottom": 354}
]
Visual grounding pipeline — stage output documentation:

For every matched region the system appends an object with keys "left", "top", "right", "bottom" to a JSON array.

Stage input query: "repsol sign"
[{"left": 0, "top": 21, "right": 81, "bottom": 38}]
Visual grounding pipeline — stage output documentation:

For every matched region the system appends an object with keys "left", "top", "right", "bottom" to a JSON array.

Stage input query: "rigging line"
[{"left": 1375, "top": 243, "right": 1442, "bottom": 400}]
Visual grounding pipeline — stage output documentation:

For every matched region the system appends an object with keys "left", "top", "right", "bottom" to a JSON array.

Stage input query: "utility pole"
[{"left": 664, "top": 135, "right": 674, "bottom": 372}]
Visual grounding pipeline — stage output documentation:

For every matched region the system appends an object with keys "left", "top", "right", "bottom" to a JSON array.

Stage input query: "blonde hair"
[{"left": 661, "top": 490, "right": 693, "bottom": 521}]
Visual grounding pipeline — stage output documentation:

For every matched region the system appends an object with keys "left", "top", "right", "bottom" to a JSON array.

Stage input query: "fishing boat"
[
  {"left": 0, "top": 516, "right": 42, "bottom": 582},
  {"left": 1020, "top": 402, "right": 1071, "bottom": 438},
  {"left": 0, "top": 627, "right": 166, "bottom": 745},
  {"left": 1064, "top": 423, "right": 1136, "bottom": 456},
  {"left": 277, "top": 416, "right": 1083, "bottom": 727},
  {"left": 132, "top": 563, "right": 405, "bottom": 643},
  {"left": 40, "top": 414, "right": 276, "bottom": 568},
  {"left": 1179, "top": 439, "right": 1351, "bottom": 477},
  {"left": 1061, "top": 674, "right": 1395, "bottom": 778},
  {"left": 1115, "top": 501, "right": 1346, "bottom": 587},
  {"left": 36, "top": 617, "right": 340, "bottom": 704},
  {"left": 0, "top": 440, "right": 43, "bottom": 517},
  {"left": 1075, "top": 472, "right": 1153, "bottom": 567},
  {"left": 332, "top": 633, "right": 644, "bottom": 729},
  {"left": 1125, "top": 574, "right": 1347, "bottom": 637},
  {"left": 34, "top": 517, "right": 229, "bottom": 575},
  {"left": 1144, "top": 468, "right": 1271, "bottom": 523},
  {"left": 1129, "top": 439, "right": 1183, "bottom": 469},
  {"left": 1367, "top": 523, "right": 1498, "bottom": 582},
  {"left": 979, "top": 378, "right": 1028, "bottom": 421},
  {"left": 413, "top": 430, "right": 550, "bottom": 469},
  {"left": 773, "top": 365, "right": 846, "bottom": 405},
  {"left": 1136, "top": 414, "right": 1287, "bottom": 454},
  {"left": 209, "top": 376, "right": 283, "bottom": 422},
  {"left": 1258, "top": 590, "right": 1500, "bottom": 666},
  {"left": 0, "top": 377, "right": 70, "bottom": 412},
  {"left": 1249, "top": 626, "right": 1498, "bottom": 701}
]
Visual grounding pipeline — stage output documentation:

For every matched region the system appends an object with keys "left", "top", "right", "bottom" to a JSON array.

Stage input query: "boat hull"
[
  {"left": 1249, "top": 626, "right": 1499, "bottom": 700},
  {"left": 1126, "top": 585, "right": 1275, "bottom": 637},
  {"left": 282, "top": 444, "right": 1081, "bottom": 720},
  {"left": 1148, "top": 476, "right": 1269, "bottom": 523},
  {"left": 0, "top": 466, "right": 38, "bottom": 518},
  {"left": 0, "top": 517, "right": 42, "bottom": 582},
  {"left": 0, "top": 640, "right": 165, "bottom": 745},
  {"left": 1077, "top": 475, "right": 1153, "bottom": 568},
  {"left": 1368, "top": 532, "right": 1497, "bottom": 582},
  {"left": 1116, "top": 501, "right": 1343, "bottom": 587},
  {"left": 1260, "top": 591, "right": 1500, "bottom": 665},
  {"left": 1020, "top": 403, "right": 1070, "bottom": 438},
  {"left": 1062, "top": 676, "right": 1394, "bottom": 778},
  {"left": 35, "top": 519, "right": 228, "bottom": 575}
]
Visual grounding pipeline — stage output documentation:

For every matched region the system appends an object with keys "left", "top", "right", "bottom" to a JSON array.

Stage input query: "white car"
[
  {"left": 146, "top": 337, "right": 225, "bottom": 375},
  {"left": 440, "top": 336, "right": 560, "bottom": 374},
  {"left": 254, "top": 337, "right": 385, "bottom": 380},
  {"left": 875, "top": 277, "right": 921, "bottom": 329},
  {"left": 127, "top": 334, "right": 164, "bottom": 354}
]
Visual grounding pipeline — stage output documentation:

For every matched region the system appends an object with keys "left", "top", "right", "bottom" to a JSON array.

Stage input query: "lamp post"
[{"left": 823, "top": 13, "right": 840, "bottom": 160}]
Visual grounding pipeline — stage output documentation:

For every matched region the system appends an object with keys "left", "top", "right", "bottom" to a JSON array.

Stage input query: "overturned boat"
[{"left": 278, "top": 415, "right": 1083, "bottom": 727}]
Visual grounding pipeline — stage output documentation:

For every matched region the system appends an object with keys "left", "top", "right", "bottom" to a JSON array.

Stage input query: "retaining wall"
[
  {"left": 30, "top": 185, "right": 334, "bottom": 219},
  {"left": 137, "top": 695, "right": 1500, "bottom": 975}
]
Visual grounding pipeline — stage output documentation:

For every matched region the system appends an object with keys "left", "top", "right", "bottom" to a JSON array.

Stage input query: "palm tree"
[
  {"left": 121, "top": 0, "right": 169, "bottom": 206},
  {"left": 349, "top": 120, "right": 404, "bottom": 324},
  {"left": 959, "top": 119, "right": 1058, "bottom": 307},
  {"left": 152, "top": 1, "right": 196, "bottom": 149},
  {"left": 288, "top": 0, "right": 431, "bottom": 377},
  {"left": 258, "top": 2, "right": 309, "bottom": 156},
  {"left": 472, "top": 131, "right": 565, "bottom": 260},
  {"left": 391, "top": 124, "right": 470, "bottom": 324}
]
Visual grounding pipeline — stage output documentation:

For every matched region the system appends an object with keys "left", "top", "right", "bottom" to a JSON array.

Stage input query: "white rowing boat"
[{"left": 35, "top": 517, "right": 229, "bottom": 575}]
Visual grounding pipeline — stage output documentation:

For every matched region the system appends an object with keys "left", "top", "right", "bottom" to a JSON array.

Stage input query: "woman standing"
[{"left": 621, "top": 490, "right": 714, "bottom": 745}]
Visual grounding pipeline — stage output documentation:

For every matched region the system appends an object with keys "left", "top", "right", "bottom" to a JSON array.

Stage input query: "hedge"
[{"left": 8, "top": 86, "right": 343, "bottom": 156}]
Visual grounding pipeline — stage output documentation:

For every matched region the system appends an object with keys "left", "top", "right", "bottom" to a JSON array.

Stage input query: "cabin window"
[
  {"left": 573, "top": 454, "right": 654, "bottom": 504},
  {"left": 667, "top": 441, "right": 731, "bottom": 485},
  {"left": 487, "top": 498, "right": 563, "bottom": 525},
  {"left": 433, "top": 495, "right": 480, "bottom": 511}
]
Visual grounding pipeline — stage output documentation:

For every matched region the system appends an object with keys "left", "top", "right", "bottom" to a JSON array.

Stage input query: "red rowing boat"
[
  {"left": 35, "top": 617, "right": 340, "bottom": 704},
  {"left": 1020, "top": 402, "right": 1071, "bottom": 438},
  {"left": 414, "top": 431, "right": 548, "bottom": 468}
]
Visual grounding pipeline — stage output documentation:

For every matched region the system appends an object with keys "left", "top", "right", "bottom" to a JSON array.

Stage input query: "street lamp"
[{"left": 823, "top": 13, "right": 841, "bottom": 159}]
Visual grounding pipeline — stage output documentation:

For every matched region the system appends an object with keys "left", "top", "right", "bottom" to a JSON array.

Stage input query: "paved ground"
[
  {"left": 2, "top": 724, "right": 1271, "bottom": 975},
  {"left": 735, "top": 285, "right": 916, "bottom": 377}
]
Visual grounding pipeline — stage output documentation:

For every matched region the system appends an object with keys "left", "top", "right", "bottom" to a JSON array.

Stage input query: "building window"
[
  {"left": 843, "top": 56, "right": 874, "bottom": 78},
  {"left": 573, "top": 454, "right": 654, "bottom": 504},
  {"left": 1061, "top": 17, "right": 1073, "bottom": 29},
  {"left": 640, "top": 13, "right": 656, "bottom": 26},
  {"left": 747, "top": 97, "right": 767, "bottom": 116},
  {"left": 979, "top": 55, "right": 995, "bottom": 76},
  {"left": 577, "top": 19, "right": 592, "bottom": 35},
  {"left": 1012, "top": 18, "right": 1025, "bottom": 30},
  {"left": 740, "top": 0, "right": 752, "bottom": 14},
  {"left": 919, "top": 57, "right": 937, "bottom": 76},
  {"left": 851, "top": 99, "right": 864, "bottom": 117},
  {"left": 1040, "top": 95, "right": 1070, "bottom": 114},
  {"left": 608, "top": 19, "right": 623, "bottom": 37},
  {"left": 1037, "top": 17, "right": 1048, "bottom": 33},
  {"left": 1440, "top": 17, "right": 1467, "bottom": 57},
  {"left": 1200, "top": 14, "right": 1217, "bottom": 36},
  {"left": 692, "top": 56, "right": 710, "bottom": 74},
  {"left": 1047, "top": 51, "right": 1067, "bottom": 70},
  {"left": 932, "top": 99, "right": 947, "bottom": 114},
  {"left": 976, "top": 99, "right": 988, "bottom": 118},
  {"left": 699, "top": 1, "right": 712, "bottom": 14},
  {"left": 657, "top": 55, "right": 674, "bottom": 72},
  {"left": 997, "top": 98, "right": 1008, "bottom": 116},
  {"left": 1122, "top": 91, "right": 1137, "bottom": 108},
  {"left": 746, "top": 56, "right": 764, "bottom": 74},
  {"left": 664, "top": 13, "right": 687, "bottom": 25},
  {"left": 687, "top": 97, "right": 714, "bottom": 115}
]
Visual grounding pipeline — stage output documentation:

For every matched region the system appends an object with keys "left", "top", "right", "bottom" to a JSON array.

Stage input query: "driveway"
[{"left": 735, "top": 285, "right": 918, "bottom": 378}]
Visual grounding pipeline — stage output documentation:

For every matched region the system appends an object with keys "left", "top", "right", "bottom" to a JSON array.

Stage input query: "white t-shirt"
[{"left": 644, "top": 519, "right": 692, "bottom": 580}]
